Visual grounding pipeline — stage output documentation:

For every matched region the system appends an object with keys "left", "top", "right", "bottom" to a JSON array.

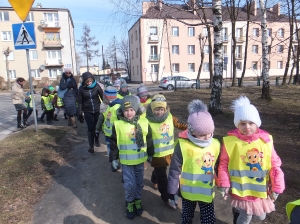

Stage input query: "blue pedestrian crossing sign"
[{"left": 12, "top": 22, "right": 36, "bottom": 50}]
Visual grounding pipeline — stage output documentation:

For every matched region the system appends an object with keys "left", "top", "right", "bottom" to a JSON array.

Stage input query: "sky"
[{"left": 0, "top": 0, "right": 138, "bottom": 67}]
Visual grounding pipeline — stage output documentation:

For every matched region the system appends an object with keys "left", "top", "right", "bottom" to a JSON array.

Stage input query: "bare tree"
[
  {"left": 75, "top": 52, "right": 82, "bottom": 75},
  {"left": 106, "top": 36, "right": 120, "bottom": 73},
  {"left": 118, "top": 38, "right": 131, "bottom": 78},
  {"left": 76, "top": 24, "right": 99, "bottom": 71},
  {"left": 196, "top": 34, "right": 207, "bottom": 82}
]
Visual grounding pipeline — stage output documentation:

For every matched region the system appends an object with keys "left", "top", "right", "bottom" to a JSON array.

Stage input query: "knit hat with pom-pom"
[
  {"left": 137, "top": 84, "right": 148, "bottom": 97},
  {"left": 231, "top": 95, "right": 261, "bottom": 127},
  {"left": 187, "top": 100, "right": 214, "bottom": 135}
]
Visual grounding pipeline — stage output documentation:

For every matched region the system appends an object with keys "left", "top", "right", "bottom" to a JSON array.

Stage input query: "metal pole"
[{"left": 26, "top": 49, "right": 38, "bottom": 132}]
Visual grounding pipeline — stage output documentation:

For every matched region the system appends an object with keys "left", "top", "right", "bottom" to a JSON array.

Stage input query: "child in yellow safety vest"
[
  {"left": 286, "top": 200, "right": 300, "bottom": 224},
  {"left": 167, "top": 99, "right": 220, "bottom": 223},
  {"left": 117, "top": 78, "right": 131, "bottom": 99},
  {"left": 146, "top": 94, "right": 187, "bottom": 207},
  {"left": 136, "top": 84, "right": 152, "bottom": 113},
  {"left": 109, "top": 95, "right": 154, "bottom": 220},
  {"left": 52, "top": 86, "right": 67, "bottom": 121},
  {"left": 41, "top": 88, "right": 54, "bottom": 125},
  {"left": 217, "top": 96, "right": 285, "bottom": 224},
  {"left": 25, "top": 91, "right": 38, "bottom": 123}
]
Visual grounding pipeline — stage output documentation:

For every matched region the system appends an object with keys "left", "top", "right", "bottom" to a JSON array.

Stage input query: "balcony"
[
  {"left": 235, "top": 53, "right": 243, "bottom": 59},
  {"left": 236, "top": 36, "right": 244, "bottom": 42},
  {"left": 148, "top": 35, "right": 159, "bottom": 43},
  {"left": 149, "top": 54, "right": 160, "bottom": 61},
  {"left": 40, "top": 20, "right": 60, "bottom": 29},
  {"left": 223, "top": 35, "right": 228, "bottom": 42},
  {"left": 43, "top": 39, "right": 62, "bottom": 48},
  {"left": 45, "top": 59, "right": 63, "bottom": 67}
]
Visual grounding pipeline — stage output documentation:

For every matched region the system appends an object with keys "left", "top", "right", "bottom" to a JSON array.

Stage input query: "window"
[
  {"left": 203, "top": 27, "right": 208, "bottom": 36},
  {"left": 252, "top": 62, "right": 258, "bottom": 70},
  {"left": 136, "top": 48, "right": 138, "bottom": 58},
  {"left": 150, "top": 26, "right": 157, "bottom": 35},
  {"left": 252, "top": 28, "right": 259, "bottom": 37},
  {"left": 277, "top": 61, "right": 283, "bottom": 69},
  {"left": 278, "top": 28, "right": 284, "bottom": 38},
  {"left": 267, "top": 28, "right": 272, "bottom": 37},
  {"left": 277, "top": 45, "right": 284, "bottom": 53},
  {"left": 172, "top": 63, "right": 179, "bottom": 72},
  {"left": 222, "top": 45, "right": 227, "bottom": 56},
  {"left": 132, "top": 51, "right": 134, "bottom": 59},
  {"left": 236, "top": 45, "right": 242, "bottom": 58},
  {"left": 31, "top": 69, "right": 40, "bottom": 78},
  {"left": 222, "top": 28, "right": 228, "bottom": 41},
  {"left": 151, "top": 64, "right": 158, "bottom": 73},
  {"left": 236, "top": 28, "right": 242, "bottom": 38},
  {"left": 188, "top": 45, "right": 195, "bottom": 54},
  {"left": 131, "top": 34, "right": 133, "bottom": 44},
  {"left": 0, "top": 12, "right": 9, "bottom": 21},
  {"left": 137, "top": 65, "right": 139, "bottom": 75},
  {"left": 25, "top": 12, "right": 34, "bottom": 22},
  {"left": 44, "top": 13, "right": 58, "bottom": 22},
  {"left": 188, "top": 63, "right": 195, "bottom": 72},
  {"left": 172, "top": 27, "right": 179, "bottom": 36},
  {"left": 252, "top": 45, "right": 258, "bottom": 54},
  {"left": 3, "top": 51, "right": 14, "bottom": 60},
  {"left": 188, "top": 27, "right": 195, "bottom": 36},
  {"left": 203, "top": 63, "right": 209, "bottom": 71},
  {"left": 172, "top": 45, "right": 179, "bottom": 54},
  {"left": 267, "top": 45, "right": 271, "bottom": 54},
  {"left": 48, "top": 69, "right": 62, "bottom": 78},
  {"left": 150, "top": 46, "right": 158, "bottom": 60},
  {"left": 45, "top": 32, "right": 60, "bottom": 40},
  {"left": 9, "top": 70, "right": 16, "bottom": 79},
  {"left": 132, "top": 66, "right": 134, "bottom": 76},
  {"left": 1, "top": 31, "right": 11, "bottom": 41},
  {"left": 135, "top": 30, "right": 137, "bottom": 40},
  {"left": 29, "top": 50, "right": 38, "bottom": 60},
  {"left": 204, "top": 45, "right": 209, "bottom": 54},
  {"left": 236, "top": 61, "right": 242, "bottom": 70},
  {"left": 47, "top": 50, "right": 61, "bottom": 59}
]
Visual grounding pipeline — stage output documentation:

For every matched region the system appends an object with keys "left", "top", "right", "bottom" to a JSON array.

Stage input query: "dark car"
[{"left": 159, "top": 76, "right": 197, "bottom": 90}]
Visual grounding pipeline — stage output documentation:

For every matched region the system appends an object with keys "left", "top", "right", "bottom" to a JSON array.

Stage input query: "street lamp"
[{"left": 2, "top": 47, "right": 12, "bottom": 90}]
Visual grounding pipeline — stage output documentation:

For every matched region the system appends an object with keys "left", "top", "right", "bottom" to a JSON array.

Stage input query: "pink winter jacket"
[{"left": 217, "top": 128, "right": 285, "bottom": 202}]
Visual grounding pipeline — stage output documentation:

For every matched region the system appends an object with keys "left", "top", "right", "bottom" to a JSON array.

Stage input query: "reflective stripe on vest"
[
  {"left": 25, "top": 95, "right": 33, "bottom": 108},
  {"left": 102, "top": 104, "right": 120, "bottom": 137},
  {"left": 179, "top": 138, "right": 220, "bottom": 202},
  {"left": 42, "top": 96, "right": 53, "bottom": 111},
  {"left": 114, "top": 118, "right": 148, "bottom": 165},
  {"left": 223, "top": 135, "right": 272, "bottom": 199},
  {"left": 149, "top": 113, "right": 174, "bottom": 157}
]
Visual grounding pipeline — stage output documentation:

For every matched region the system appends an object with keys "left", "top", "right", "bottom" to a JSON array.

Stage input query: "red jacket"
[{"left": 217, "top": 128, "right": 285, "bottom": 201}]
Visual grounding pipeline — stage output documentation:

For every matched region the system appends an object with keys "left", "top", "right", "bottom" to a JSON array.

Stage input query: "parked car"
[{"left": 159, "top": 76, "right": 197, "bottom": 90}]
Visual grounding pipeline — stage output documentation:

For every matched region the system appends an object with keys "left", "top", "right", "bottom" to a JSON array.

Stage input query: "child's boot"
[
  {"left": 125, "top": 201, "right": 135, "bottom": 219},
  {"left": 54, "top": 114, "right": 59, "bottom": 121},
  {"left": 134, "top": 199, "right": 143, "bottom": 216}
]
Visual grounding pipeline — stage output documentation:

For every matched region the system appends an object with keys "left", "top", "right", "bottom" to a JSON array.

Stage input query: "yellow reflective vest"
[
  {"left": 179, "top": 138, "right": 220, "bottom": 202},
  {"left": 117, "top": 92, "right": 131, "bottom": 99},
  {"left": 54, "top": 93, "right": 64, "bottom": 107},
  {"left": 149, "top": 113, "right": 174, "bottom": 157},
  {"left": 223, "top": 135, "right": 272, "bottom": 199},
  {"left": 102, "top": 104, "right": 120, "bottom": 137},
  {"left": 25, "top": 95, "right": 33, "bottom": 108},
  {"left": 42, "top": 95, "right": 54, "bottom": 111},
  {"left": 286, "top": 199, "right": 300, "bottom": 222},
  {"left": 140, "top": 98, "right": 151, "bottom": 111},
  {"left": 114, "top": 118, "right": 148, "bottom": 165}
]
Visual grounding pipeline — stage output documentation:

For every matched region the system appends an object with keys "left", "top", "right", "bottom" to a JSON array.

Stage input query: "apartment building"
[
  {"left": 129, "top": 1, "right": 299, "bottom": 83},
  {"left": 0, "top": 5, "right": 77, "bottom": 82}
]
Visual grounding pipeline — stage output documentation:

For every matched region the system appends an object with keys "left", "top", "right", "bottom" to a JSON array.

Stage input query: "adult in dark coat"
[
  {"left": 59, "top": 68, "right": 78, "bottom": 128},
  {"left": 77, "top": 72, "right": 103, "bottom": 153}
]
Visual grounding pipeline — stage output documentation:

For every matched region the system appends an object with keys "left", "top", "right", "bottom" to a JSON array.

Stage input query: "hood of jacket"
[{"left": 81, "top": 72, "right": 94, "bottom": 85}]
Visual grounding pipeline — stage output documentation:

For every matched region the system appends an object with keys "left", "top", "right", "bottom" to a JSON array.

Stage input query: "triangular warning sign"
[{"left": 15, "top": 24, "right": 35, "bottom": 46}]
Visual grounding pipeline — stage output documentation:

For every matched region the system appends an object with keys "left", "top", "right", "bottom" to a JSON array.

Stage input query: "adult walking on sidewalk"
[
  {"left": 11, "top": 77, "right": 28, "bottom": 128},
  {"left": 77, "top": 72, "right": 103, "bottom": 153},
  {"left": 59, "top": 68, "right": 78, "bottom": 128}
]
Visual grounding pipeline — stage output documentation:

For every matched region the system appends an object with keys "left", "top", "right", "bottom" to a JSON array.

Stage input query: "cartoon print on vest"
[
  {"left": 196, "top": 152, "right": 215, "bottom": 186},
  {"left": 158, "top": 123, "right": 170, "bottom": 144},
  {"left": 240, "top": 148, "right": 264, "bottom": 182},
  {"left": 105, "top": 111, "right": 112, "bottom": 128},
  {"left": 126, "top": 128, "right": 137, "bottom": 146}
]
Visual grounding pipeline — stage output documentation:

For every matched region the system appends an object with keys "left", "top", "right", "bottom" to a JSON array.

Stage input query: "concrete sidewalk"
[{"left": 32, "top": 122, "right": 233, "bottom": 224}]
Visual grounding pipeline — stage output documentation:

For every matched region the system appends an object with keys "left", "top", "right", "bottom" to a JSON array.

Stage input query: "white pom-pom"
[
  {"left": 231, "top": 96, "right": 251, "bottom": 111},
  {"left": 188, "top": 99, "right": 208, "bottom": 114}
]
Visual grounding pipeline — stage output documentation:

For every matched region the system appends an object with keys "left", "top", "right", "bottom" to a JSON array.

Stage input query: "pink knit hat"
[
  {"left": 137, "top": 84, "right": 148, "bottom": 97},
  {"left": 187, "top": 100, "right": 214, "bottom": 135}
]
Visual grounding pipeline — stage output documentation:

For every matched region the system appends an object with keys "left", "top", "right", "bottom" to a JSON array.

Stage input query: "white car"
[{"left": 159, "top": 76, "right": 197, "bottom": 90}]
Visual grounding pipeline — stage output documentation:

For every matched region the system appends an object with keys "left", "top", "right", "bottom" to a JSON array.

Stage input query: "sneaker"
[
  {"left": 166, "top": 199, "right": 177, "bottom": 209},
  {"left": 125, "top": 201, "right": 135, "bottom": 219},
  {"left": 134, "top": 199, "right": 143, "bottom": 216}
]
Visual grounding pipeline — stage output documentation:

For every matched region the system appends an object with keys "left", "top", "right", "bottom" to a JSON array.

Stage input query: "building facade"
[
  {"left": 129, "top": 1, "right": 299, "bottom": 83},
  {"left": 0, "top": 6, "right": 77, "bottom": 83}
]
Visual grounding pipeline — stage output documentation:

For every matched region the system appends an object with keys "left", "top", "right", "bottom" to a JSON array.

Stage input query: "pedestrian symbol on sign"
[
  {"left": 15, "top": 24, "right": 34, "bottom": 46},
  {"left": 12, "top": 22, "right": 36, "bottom": 50}
]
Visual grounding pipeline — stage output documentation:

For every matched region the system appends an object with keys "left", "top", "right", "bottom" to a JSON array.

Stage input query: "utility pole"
[{"left": 3, "top": 47, "right": 12, "bottom": 90}]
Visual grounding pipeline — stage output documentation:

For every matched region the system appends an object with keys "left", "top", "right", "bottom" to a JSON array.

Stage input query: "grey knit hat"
[{"left": 120, "top": 95, "right": 139, "bottom": 112}]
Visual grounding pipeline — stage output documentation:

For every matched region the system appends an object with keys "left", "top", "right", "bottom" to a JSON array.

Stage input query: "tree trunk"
[
  {"left": 259, "top": 0, "right": 271, "bottom": 100},
  {"left": 288, "top": 62, "right": 295, "bottom": 85},
  {"left": 209, "top": 0, "right": 223, "bottom": 115},
  {"left": 197, "top": 51, "right": 205, "bottom": 81}
]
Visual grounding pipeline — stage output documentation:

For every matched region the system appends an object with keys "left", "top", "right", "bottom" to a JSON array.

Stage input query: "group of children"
[{"left": 94, "top": 79, "right": 286, "bottom": 224}]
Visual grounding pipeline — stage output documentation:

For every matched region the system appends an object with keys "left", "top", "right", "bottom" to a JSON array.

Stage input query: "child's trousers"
[
  {"left": 122, "top": 163, "right": 144, "bottom": 202},
  {"left": 181, "top": 197, "right": 215, "bottom": 224},
  {"left": 151, "top": 166, "right": 168, "bottom": 202},
  {"left": 236, "top": 209, "right": 266, "bottom": 224}
]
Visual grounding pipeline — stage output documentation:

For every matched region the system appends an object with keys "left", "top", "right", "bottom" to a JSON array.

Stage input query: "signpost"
[{"left": 9, "top": 0, "right": 38, "bottom": 132}]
